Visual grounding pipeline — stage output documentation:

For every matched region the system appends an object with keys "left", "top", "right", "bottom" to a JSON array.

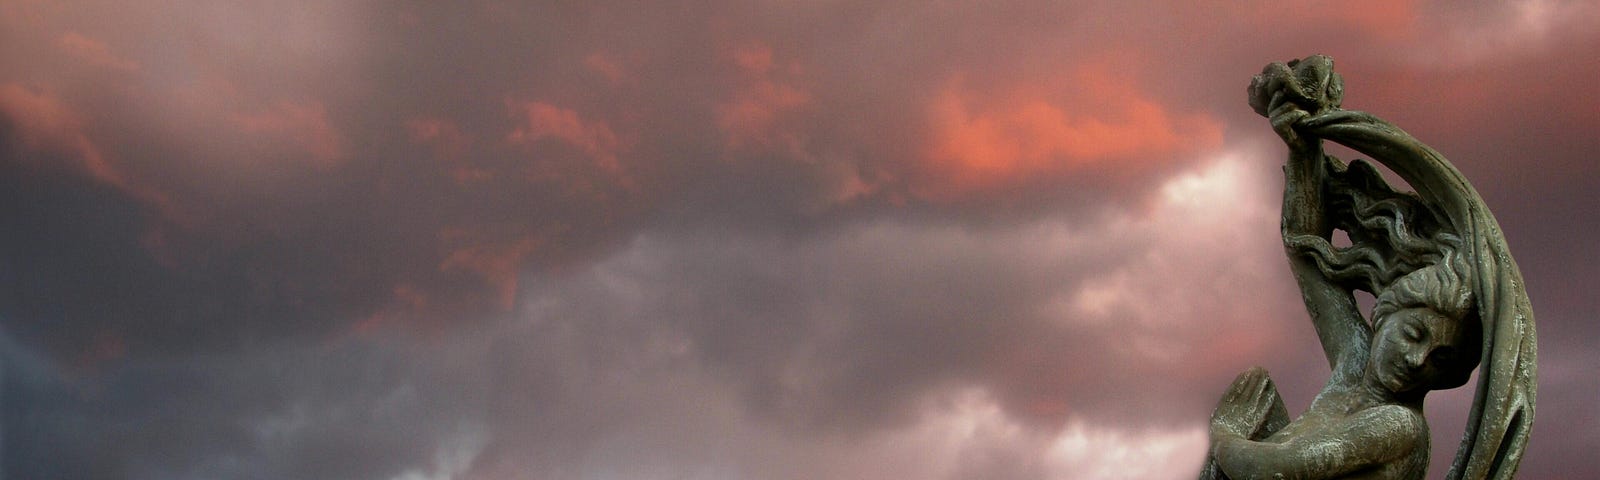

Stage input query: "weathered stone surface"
[{"left": 1200, "top": 56, "right": 1536, "bottom": 480}]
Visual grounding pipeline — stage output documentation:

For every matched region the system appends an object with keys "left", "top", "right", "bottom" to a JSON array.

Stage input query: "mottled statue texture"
[{"left": 1198, "top": 56, "right": 1537, "bottom": 480}]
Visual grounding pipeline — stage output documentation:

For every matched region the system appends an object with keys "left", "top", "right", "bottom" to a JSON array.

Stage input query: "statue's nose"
[{"left": 1406, "top": 349, "right": 1428, "bottom": 368}]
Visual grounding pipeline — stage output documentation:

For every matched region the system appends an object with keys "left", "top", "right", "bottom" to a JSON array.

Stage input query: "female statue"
[{"left": 1199, "top": 56, "right": 1536, "bottom": 480}]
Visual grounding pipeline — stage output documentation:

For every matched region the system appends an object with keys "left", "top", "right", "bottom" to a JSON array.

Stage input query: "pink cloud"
[
  {"left": 349, "top": 283, "right": 434, "bottom": 336},
  {"left": 57, "top": 31, "right": 140, "bottom": 73},
  {"left": 507, "top": 100, "right": 632, "bottom": 189},
  {"left": 6, "top": 2, "right": 1594, "bottom": 478},
  {"left": 0, "top": 83, "right": 82, "bottom": 148},
  {"left": 1204, "top": 0, "right": 1419, "bottom": 41},
  {"left": 1288, "top": 0, "right": 1419, "bottom": 39},
  {"left": 731, "top": 43, "right": 777, "bottom": 74},
  {"left": 438, "top": 229, "right": 545, "bottom": 311},
  {"left": 229, "top": 100, "right": 346, "bottom": 166},
  {"left": 716, "top": 42, "right": 811, "bottom": 152},
  {"left": 408, "top": 117, "right": 486, "bottom": 184},
  {"left": 408, "top": 117, "right": 469, "bottom": 153},
  {"left": 916, "top": 65, "right": 1224, "bottom": 200},
  {"left": 583, "top": 52, "right": 629, "bottom": 85},
  {"left": 0, "top": 83, "right": 183, "bottom": 223}
]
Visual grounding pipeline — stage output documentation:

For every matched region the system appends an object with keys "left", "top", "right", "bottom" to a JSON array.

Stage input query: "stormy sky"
[{"left": 3, "top": 1, "right": 1597, "bottom": 479}]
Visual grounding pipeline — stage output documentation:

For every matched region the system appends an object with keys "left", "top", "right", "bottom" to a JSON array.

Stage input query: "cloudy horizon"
[{"left": 4, "top": 1, "right": 1598, "bottom": 479}]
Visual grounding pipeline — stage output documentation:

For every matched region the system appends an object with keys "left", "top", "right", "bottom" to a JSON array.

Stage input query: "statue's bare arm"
[
  {"left": 1212, "top": 405, "right": 1424, "bottom": 480},
  {"left": 1270, "top": 96, "right": 1370, "bottom": 372}
]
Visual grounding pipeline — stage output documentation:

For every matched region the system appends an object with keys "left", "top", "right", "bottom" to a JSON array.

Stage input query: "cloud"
[
  {"left": 438, "top": 231, "right": 544, "bottom": 312},
  {"left": 229, "top": 100, "right": 347, "bottom": 166},
  {"left": 0, "top": 83, "right": 183, "bottom": 223},
  {"left": 582, "top": 52, "right": 630, "bottom": 86},
  {"left": 1400, "top": 0, "right": 1600, "bottom": 67},
  {"left": 407, "top": 117, "right": 471, "bottom": 161},
  {"left": 919, "top": 66, "right": 1224, "bottom": 199},
  {"left": 396, "top": 151, "right": 1282, "bottom": 480},
  {"left": 508, "top": 100, "right": 633, "bottom": 191},
  {"left": 717, "top": 42, "right": 812, "bottom": 152},
  {"left": 445, "top": 152, "right": 1291, "bottom": 455},
  {"left": 4, "top": 1, "right": 1599, "bottom": 479},
  {"left": 1, "top": 324, "right": 484, "bottom": 480},
  {"left": 0, "top": 83, "right": 84, "bottom": 148},
  {"left": 57, "top": 31, "right": 140, "bottom": 73}
]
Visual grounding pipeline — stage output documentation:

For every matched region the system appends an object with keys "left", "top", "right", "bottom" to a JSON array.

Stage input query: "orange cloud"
[
  {"left": 918, "top": 66, "right": 1223, "bottom": 199},
  {"left": 508, "top": 101, "right": 632, "bottom": 189},
  {"left": 717, "top": 42, "right": 810, "bottom": 151},
  {"left": 439, "top": 230, "right": 545, "bottom": 311},
  {"left": 0, "top": 83, "right": 183, "bottom": 223},
  {"left": 408, "top": 117, "right": 470, "bottom": 159},
  {"left": 57, "top": 31, "right": 140, "bottom": 73},
  {"left": 349, "top": 283, "right": 433, "bottom": 336},
  {"left": 0, "top": 83, "right": 81, "bottom": 148},
  {"left": 408, "top": 117, "right": 486, "bottom": 184},
  {"left": 583, "top": 52, "right": 629, "bottom": 85},
  {"left": 230, "top": 100, "right": 346, "bottom": 166}
]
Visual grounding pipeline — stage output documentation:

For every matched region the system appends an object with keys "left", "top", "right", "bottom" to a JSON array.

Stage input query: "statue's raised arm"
[
  {"left": 1201, "top": 56, "right": 1536, "bottom": 480},
  {"left": 1251, "top": 56, "right": 1370, "bottom": 377}
]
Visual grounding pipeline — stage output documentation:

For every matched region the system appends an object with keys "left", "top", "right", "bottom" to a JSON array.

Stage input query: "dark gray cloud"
[{"left": 3, "top": 0, "right": 1599, "bottom": 479}]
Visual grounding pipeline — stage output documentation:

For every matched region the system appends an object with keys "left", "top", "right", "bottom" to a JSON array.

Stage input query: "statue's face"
[{"left": 1369, "top": 308, "right": 1472, "bottom": 394}]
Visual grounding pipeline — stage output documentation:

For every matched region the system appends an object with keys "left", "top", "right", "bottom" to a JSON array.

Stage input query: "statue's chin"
[{"left": 1370, "top": 366, "right": 1410, "bottom": 395}]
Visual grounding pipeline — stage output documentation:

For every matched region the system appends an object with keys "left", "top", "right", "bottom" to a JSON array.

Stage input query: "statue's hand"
[
  {"left": 1269, "top": 95, "right": 1313, "bottom": 154},
  {"left": 1209, "top": 367, "right": 1284, "bottom": 441},
  {"left": 1248, "top": 62, "right": 1295, "bottom": 117},
  {"left": 1249, "top": 55, "right": 1343, "bottom": 118},
  {"left": 1210, "top": 411, "right": 1251, "bottom": 442}
]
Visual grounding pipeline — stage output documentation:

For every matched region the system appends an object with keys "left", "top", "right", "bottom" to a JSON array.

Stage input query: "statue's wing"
[{"left": 1304, "top": 111, "right": 1538, "bottom": 480}]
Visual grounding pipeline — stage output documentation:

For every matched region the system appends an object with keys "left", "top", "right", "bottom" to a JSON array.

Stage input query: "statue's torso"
[{"left": 1263, "top": 386, "right": 1431, "bottom": 480}]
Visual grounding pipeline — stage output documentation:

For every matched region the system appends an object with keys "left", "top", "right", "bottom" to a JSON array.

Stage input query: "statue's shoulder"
[
  {"left": 1346, "top": 404, "right": 1427, "bottom": 439},
  {"left": 1354, "top": 403, "right": 1420, "bottom": 419}
]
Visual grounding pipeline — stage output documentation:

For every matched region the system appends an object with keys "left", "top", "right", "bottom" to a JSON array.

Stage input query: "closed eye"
[{"left": 1403, "top": 325, "right": 1423, "bottom": 342}]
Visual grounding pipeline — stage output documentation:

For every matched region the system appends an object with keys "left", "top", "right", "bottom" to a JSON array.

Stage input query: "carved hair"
[
  {"left": 1371, "top": 249, "right": 1473, "bottom": 321},
  {"left": 1286, "top": 158, "right": 1481, "bottom": 388},
  {"left": 1285, "top": 159, "right": 1475, "bottom": 322}
]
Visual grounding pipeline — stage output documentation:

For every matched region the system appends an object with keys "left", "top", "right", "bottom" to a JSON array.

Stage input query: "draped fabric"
[{"left": 1304, "top": 111, "right": 1538, "bottom": 480}]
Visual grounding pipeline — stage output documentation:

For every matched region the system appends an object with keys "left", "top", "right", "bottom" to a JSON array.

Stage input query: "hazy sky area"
[{"left": 3, "top": 1, "right": 1597, "bottom": 479}]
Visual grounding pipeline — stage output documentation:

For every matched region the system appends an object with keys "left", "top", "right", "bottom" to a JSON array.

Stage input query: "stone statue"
[{"left": 1198, "top": 56, "right": 1537, "bottom": 479}]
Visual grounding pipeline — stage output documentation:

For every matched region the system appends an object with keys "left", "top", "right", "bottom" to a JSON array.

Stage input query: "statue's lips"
[{"left": 1384, "top": 362, "right": 1415, "bottom": 391}]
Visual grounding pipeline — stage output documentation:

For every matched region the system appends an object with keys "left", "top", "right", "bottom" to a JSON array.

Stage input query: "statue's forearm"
[
  {"left": 1214, "top": 436, "right": 1306, "bottom": 480},
  {"left": 1213, "top": 436, "right": 1347, "bottom": 480},
  {"left": 1279, "top": 147, "right": 1332, "bottom": 239},
  {"left": 1213, "top": 404, "right": 1422, "bottom": 480}
]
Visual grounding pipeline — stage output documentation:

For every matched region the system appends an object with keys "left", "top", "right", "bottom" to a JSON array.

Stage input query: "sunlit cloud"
[
  {"left": 717, "top": 42, "right": 812, "bottom": 152},
  {"left": 508, "top": 100, "right": 633, "bottom": 190},
  {"left": 0, "top": 83, "right": 183, "bottom": 223},
  {"left": 918, "top": 66, "right": 1223, "bottom": 200},
  {"left": 3, "top": 1, "right": 1596, "bottom": 479}
]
